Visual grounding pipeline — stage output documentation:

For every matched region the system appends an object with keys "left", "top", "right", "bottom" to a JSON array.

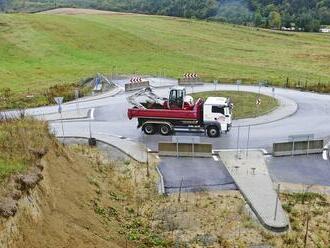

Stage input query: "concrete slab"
[
  {"left": 158, "top": 157, "right": 236, "bottom": 194},
  {"left": 219, "top": 150, "right": 289, "bottom": 232}
]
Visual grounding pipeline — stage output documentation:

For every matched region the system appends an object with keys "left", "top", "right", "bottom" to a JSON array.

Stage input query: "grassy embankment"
[
  {"left": 191, "top": 90, "right": 278, "bottom": 119},
  {"left": 0, "top": 11, "right": 330, "bottom": 109}
]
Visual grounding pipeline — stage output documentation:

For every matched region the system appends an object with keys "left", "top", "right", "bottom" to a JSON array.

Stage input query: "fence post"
[
  {"left": 192, "top": 137, "right": 195, "bottom": 158},
  {"left": 236, "top": 126, "right": 240, "bottom": 159},
  {"left": 246, "top": 125, "right": 251, "bottom": 158},
  {"left": 307, "top": 137, "right": 310, "bottom": 156},
  {"left": 292, "top": 139, "right": 295, "bottom": 156},
  {"left": 176, "top": 137, "right": 179, "bottom": 158}
]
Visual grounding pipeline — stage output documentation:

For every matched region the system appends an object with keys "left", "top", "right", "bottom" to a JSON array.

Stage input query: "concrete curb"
[
  {"left": 232, "top": 95, "right": 298, "bottom": 127},
  {"left": 55, "top": 135, "right": 145, "bottom": 163}
]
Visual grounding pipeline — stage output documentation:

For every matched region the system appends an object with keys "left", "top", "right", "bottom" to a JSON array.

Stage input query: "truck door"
[{"left": 210, "top": 105, "right": 226, "bottom": 123}]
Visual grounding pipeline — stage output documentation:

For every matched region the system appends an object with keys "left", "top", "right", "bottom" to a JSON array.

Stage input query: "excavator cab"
[{"left": 168, "top": 86, "right": 186, "bottom": 109}]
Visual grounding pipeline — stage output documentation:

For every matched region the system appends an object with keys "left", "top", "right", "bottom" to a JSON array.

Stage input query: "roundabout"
[{"left": 7, "top": 76, "right": 330, "bottom": 231}]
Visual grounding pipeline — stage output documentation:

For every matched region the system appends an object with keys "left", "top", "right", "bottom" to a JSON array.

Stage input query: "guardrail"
[
  {"left": 178, "top": 78, "right": 203, "bottom": 86},
  {"left": 125, "top": 81, "right": 150, "bottom": 92},
  {"left": 273, "top": 139, "right": 324, "bottom": 157},
  {"left": 158, "top": 142, "right": 212, "bottom": 157}
]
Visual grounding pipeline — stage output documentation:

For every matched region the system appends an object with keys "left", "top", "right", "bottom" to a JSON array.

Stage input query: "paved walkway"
[{"left": 219, "top": 150, "right": 289, "bottom": 232}]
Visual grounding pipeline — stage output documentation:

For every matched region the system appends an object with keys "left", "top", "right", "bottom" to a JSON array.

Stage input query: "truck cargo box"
[{"left": 128, "top": 98, "right": 204, "bottom": 121}]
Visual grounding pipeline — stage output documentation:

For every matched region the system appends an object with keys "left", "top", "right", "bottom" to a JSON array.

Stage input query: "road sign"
[
  {"left": 256, "top": 98, "right": 261, "bottom": 105},
  {"left": 54, "top": 97, "right": 63, "bottom": 105}
]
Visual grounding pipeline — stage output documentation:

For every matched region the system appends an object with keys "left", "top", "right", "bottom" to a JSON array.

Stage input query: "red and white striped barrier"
[
  {"left": 183, "top": 73, "right": 198, "bottom": 79},
  {"left": 130, "top": 77, "right": 143, "bottom": 83},
  {"left": 178, "top": 73, "right": 202, "bottom": 85},
  {"left": 125, "top": 77, "right": 150, "bottom": 91}
]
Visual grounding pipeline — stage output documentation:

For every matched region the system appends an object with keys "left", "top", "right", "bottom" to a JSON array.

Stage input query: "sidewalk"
[{"left": 218, "top": 150, "right": 289, "bottom": 232}]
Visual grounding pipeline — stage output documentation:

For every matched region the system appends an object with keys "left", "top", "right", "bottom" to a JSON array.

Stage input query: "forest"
[{"left": 1, "top": 0, "right": 330, "bottom": 32}]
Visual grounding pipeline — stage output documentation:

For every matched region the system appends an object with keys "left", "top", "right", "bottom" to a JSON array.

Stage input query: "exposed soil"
[{"left": 0, "top": 146, "right": 128, "bottom": 247}]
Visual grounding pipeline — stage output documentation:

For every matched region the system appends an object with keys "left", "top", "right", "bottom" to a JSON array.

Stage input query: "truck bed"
[{"left": 127, "top": 98, "right": 204, "bottom": 121}]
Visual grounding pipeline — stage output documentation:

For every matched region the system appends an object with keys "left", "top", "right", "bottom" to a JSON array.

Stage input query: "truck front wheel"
[
  {"left": 207, "top": 126, "right": 220, "bottom": 138},
  {"left": 143, "top": 124, "right": 156, "bottom": 135}
]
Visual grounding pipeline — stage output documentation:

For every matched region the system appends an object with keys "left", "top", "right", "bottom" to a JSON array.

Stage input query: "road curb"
[{"left": 55, "top": 135, "right": 145, "bottom": 163}]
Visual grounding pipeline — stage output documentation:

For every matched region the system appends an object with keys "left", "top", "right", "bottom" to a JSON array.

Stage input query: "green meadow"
[{"left": 0, "top": 12, "right": 330, "bottom": 92}]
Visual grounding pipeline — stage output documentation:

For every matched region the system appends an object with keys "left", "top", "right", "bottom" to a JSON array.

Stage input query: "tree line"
[{"left": 1, "top": 0, "right": 330, "bottom": 32}]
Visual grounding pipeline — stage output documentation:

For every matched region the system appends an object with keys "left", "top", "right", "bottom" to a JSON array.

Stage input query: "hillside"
[
  {"left": 0, "top": 9, "right": 330, "bottom": 93},
  {"left": 2, "top": 0, "right": 330, "bottom": 30}
]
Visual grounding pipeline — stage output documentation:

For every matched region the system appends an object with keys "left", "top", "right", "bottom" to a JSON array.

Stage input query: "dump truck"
[{"left": 127, "top": 86, "right": 232, "bottom": 137}]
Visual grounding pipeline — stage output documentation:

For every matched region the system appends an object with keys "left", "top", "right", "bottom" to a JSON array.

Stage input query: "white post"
[
  {"left": 236, "top": 126, "right": 240, "bottom": 159},
  {"left": 246, "top": 125, "right": 251, "bottom": 158}
]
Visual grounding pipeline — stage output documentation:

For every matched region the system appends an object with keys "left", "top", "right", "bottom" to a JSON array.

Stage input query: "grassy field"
[
  {"left": 0, "top": 10, "right": 330, "bottom": 94},
  {"left": 191, "top": 91, "right": 278, "bottom": 119}
]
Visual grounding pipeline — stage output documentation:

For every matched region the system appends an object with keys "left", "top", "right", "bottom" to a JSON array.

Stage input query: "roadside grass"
[
  {"left": 0, "top": 82, "right": 91, "bottom": 110},
  {"left": 0, "top": 12, "right": 330, "bottom": 95},
  {"left": 0, "top": 118, "right": 52, "bottom": 183},
  {"left": 191, "top": 91, "right": 278, "bottom": 119}
]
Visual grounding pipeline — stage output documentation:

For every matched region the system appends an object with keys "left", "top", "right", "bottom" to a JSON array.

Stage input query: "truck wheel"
[
  {"left": 143, "top": 124, "right": 155, "bottom": 135},
  {"left": 160, "top": 124, "right": 172, "bottom": 135},
  {"left": 207, "top": 126, "right": 220, "bottom": 138}
]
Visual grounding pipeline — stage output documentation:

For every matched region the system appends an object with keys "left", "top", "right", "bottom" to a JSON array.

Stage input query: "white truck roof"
[{"left": 204, "top": 97, "right": 228, "bottom": 106}]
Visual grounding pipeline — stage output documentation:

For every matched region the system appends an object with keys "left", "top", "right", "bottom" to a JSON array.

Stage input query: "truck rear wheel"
[
  {"left": 207, "top": 126, "right": 220, "bottom": 138},
  {"left": 143, "top": 124, "right": 156, "bottom": 135},
  {"left": 160, "top": 124, "right": 172, "bottom": 136}
]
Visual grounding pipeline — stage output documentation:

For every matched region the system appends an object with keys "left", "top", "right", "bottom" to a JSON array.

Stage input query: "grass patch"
[
  {"left": 0, "top": 159, "right": 26, "bottom": 181},
  {"left": 0, "top": 13, "right": 330, "bottom": 95},
  {"left": 191, "top": 90, "right": 278, "bottom": 119},
  {"left": 0, "top": 118, "right": 53, "bottom": 182}
]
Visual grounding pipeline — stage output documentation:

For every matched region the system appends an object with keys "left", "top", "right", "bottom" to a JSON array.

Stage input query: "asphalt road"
[
  {"left": 158, "top": 156, "right": 237, "bottom": 194},
  {"left": 38, "top": 77, "right": 330, "bottom": 188},
  {"left": 90, "top": 80, "right": 330, "bottom": 152},
  {"left": 267, "top": 154, "right": 330, "bottom": 186}
]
